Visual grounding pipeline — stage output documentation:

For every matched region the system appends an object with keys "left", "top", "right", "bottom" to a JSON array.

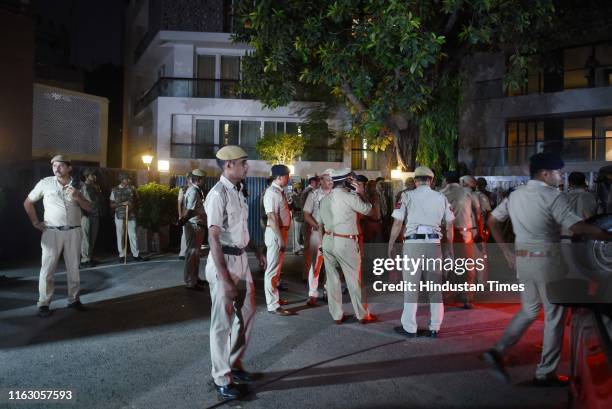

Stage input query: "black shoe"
[
  {"left": 215, "top": 382, "right": 243, "bottom": 400},
  {"left": 533, "top": 374, "right": 569, "bottom": 387},
  {"left": 80, "top": 261, "right": 92, "bottom": 268},
  {"left": 185, "top": 285, "right": 205, "bottom": 292},
  {"left": 67, "top": 300, "right": 87, "bottom": 311},
  {"left": 481, "top": 349, "right": 510, "bottom": 383},
  {"left": 394, "top": 326, "right": 416, "bottom": 338},
  {"left": 268, "top": 307, "right": 295, "bottom": 316},
  {"left": 178, "top": 256, "right": 185, "bottom": 260},
  {"left": 231, "top": 368, "right": 253, "bottom": 383},
  {"left": 462, "top": 303, "right": 474, "bottom": 309},
  {"left": 133, "top": 256, "right": 148, "bottom": 262},
  {"left": 334, "top": 315, "right": 349, "bottom": 325},
  {"left": 197, "top": 279, "right": 207, "bottom": 286},
  {"left": 38, "top": 306, "right": 51, "bottom": 318},
  {"left": 119, "top": 257, "right": 128, "bottom": 264},
  {"left": 426, "top": 330, "right": 439, "bottom": 338}
]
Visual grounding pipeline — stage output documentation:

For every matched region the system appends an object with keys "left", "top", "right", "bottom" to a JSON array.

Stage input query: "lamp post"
[{"left": 142, "top": 154, "right": 153, "bottom": 171}]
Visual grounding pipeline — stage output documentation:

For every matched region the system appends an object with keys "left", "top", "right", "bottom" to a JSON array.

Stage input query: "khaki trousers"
[
  {"left": 401, "top": 240, "right": 444, "bottom": 333},
  {"left": 452, "top": 229, "right": 475, "bottom": 303},
  {"left": 80, "top": 215, "right": 99, "bottom": 263},
  {"left": 494, "top": 253, "right": 566, "bottom": 379},
  {"left": 179, "top": 226, "right": 187, "bottom": 257},
  {"left": 205, "top": 252, "right": 255, "bottom": 386},
  {"left": 115, "top": 218, "right": 139, "bottom": 257},
  {"left": 305, "top": 229, "right": 324, "bottom": 298},
  {"left": 183, "top": 223, "right": 204, "bottom": 287},
  {"left": 264, "top": 228, "right": 289, "bottom": 311},
  {"left": 321, "top": 234, "right": 369, "bottom": 320},
  {"left": 38, "top": 228, "right": 81, "bottom": 307}
]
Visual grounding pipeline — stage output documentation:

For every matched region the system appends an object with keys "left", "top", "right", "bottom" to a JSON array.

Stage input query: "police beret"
[
  {"left": 307, "top": 176, "right": 319, "bottom": 184},
  {"left": 331, "top": 168, "right": 352, "bottom": 181},
  {"left": 414, "top": 166, "right": 434, "bottom": 178},
  {"left": 529, "top": 152, "right": 564, "bottom": 174},
  {"left": 271, "top": 164, "right": 290, "bottom": 177},
  {"left": 568, "top": 172, "right": 586, "bottom": 186},
  {"left": 50, "top": 154, "right": 71, "bottom": 165},
  {"left": 191, "top": 169, "right": 206, "bottom": 177},
  {"left": 460, "top": 175, "right": 477, "bottom": 188},
  {"left": 82, "top": 167, "right": 97, "bottom": 176},
  {"left": 118, "top": 172, "right": 131, "bottom": 180},
  {"left": 355, "top": 174, "right": 368, "bottom": 183},
  {"left": 216, "top": 145, "right": 248, "bottom": 160}
]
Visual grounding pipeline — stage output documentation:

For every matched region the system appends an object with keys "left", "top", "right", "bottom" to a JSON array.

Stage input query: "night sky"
[{"left": 33, "top": 0, "right": 125, "bottom": 69}]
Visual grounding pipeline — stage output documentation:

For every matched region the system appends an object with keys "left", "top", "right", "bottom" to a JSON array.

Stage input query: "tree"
[
  {"left": 233, "top": 0, "right": 556, "bottom": 171},
  {"left": 256, "top": 133, "right": 306, "bottom": 164}
]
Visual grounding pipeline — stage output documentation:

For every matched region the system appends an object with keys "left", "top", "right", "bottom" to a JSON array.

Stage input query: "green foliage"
[
  {"left": 136, "top": 183, "right": 179, "bottom": 232},
  {"left": 256, "top": 133, "right": 306, "bottom": 164},
  {"left": 233, "top": 0, "right": 556, "bottom": 167}
]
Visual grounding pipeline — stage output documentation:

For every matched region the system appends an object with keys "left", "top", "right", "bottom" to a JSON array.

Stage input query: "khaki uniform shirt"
[
  {"left": 562, "top": 187, "right": 598, "bottom": 236},
  {"left": 184, "top": 185, "right": 206, "bottom": 225},
  {"left": 80, "top": 183, "right": 101, "bottom": 217},
  {"left": 319, "top": 187, "right": 372, "bottom": 235},
  {"left": 392, "top": 185, "right": 455, "bottom": 238},
  {"left": 28, "top": 176, "right": 82, "bottom": 227},
  {"left": 263, "top": 182, "right": 291, "bottom": 227},
  {"left": 440, "top": 183, "right": 478, "bottom": 229},
  {"left": 303, "top": 188, "right": 329, "bottom": 221},
  {"left": 491, "top": 180, "right": 583, "bottom": 244},
  {"left": 204, "top": 175, "right": 249, "bottom": 249}
]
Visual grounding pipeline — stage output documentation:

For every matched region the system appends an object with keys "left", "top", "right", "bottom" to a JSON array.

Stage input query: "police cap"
[
  {"left": 50, "top": 155, "right": 71, "bottom": 165},
  {"left": 216, "top": 145, "right": 248, "bottom": 161},
  {"left": 331, "top": 168, "right": 352, "bottom": 182},
  {"left": 414, "top": 166, "right": 434, "bottom": 178},
  {"left": 191, "top": 169, "right": 206, "bottom": 177}
]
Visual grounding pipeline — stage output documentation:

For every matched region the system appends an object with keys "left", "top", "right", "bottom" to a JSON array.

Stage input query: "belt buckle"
[{"left": 58, "top": 226, "right": 69, "bottom": 231}]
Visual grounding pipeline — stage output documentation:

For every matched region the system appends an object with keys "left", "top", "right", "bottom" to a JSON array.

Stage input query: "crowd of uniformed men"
[{"left": 23, "top": 148, "right": 612, "bottom": 399}]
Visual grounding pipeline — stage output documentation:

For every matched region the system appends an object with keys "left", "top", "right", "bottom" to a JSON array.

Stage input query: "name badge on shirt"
[{"left": 416, "top": 225, "right": 434, "bottom": 234}]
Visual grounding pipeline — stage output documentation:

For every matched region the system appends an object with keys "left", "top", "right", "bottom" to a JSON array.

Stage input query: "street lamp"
[{"left": 142, "top": 154, "right": 153, "bottom": 171}]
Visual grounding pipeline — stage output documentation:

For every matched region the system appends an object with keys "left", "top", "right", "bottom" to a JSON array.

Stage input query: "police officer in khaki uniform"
[
  {"left": 483, "top": 153, "right": 612, "bottom": 386},
  {"left": 80, "top": 167, "right": 101, "bottom": 267},
  {"left": 441, "top": 171, "right": 481, "bottom": 308},
  {"left": 177, "top": 172, "right": 191, "bottom": 260},
  {"left": 319, "top": 168, "right": 376, "bottom": 324},
  {"left": 110, "top": 173, "right": 145, "bottom": 262},
  {"left": 204, "top": 146, "right": 266, "bottom": 400},
  {"left": 23, "top": 155, "right": 92, "bottom": 317},
  {"left": 563, "top": 172, "right": 598, "bottom": 237},
  {"left": 388, "top": 166, "right": 455, "bottom": 338},
  {"left": 302, "top": 169, "right": 333, "bottom": 306},
  {"left": 178, "top": 169, "right": 207, "bottom": 290},
  {"left": 263, "top": 164, "right": 294, "bottom": 316}
]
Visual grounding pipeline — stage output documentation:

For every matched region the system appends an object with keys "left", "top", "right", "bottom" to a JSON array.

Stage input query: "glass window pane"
[
  {"left": 595, "top": 44, "right": 612, "bottom": 66},
  {"left": 240, "top": 120, "right": 261, "bottom": 159},
  {"left": 564, "top": 69, "right": 588, "bottom": 89},
  {"left": 595, "top": 116, "right": 612, "bottom": 161},
  {"left": 564, "top": 118, "right": 592, "bottom": 139},
  {"left": 565, "top": 46, "right": 591, "bottom": 71},
  {"left": 507, "top": 122, "right": 518, "bottom": 146},
  {"left": 527, "top": 73, "right": 540, "bottom": 94},
  {"left": 537, "top": 121, "right": 544, "bottom": 141},
  {"left": 276, "top": 122, "right": 285, "bottom": 134},
  {"left": 219, "top": 120, "right": 239, "bottom": 146},
  {"left": 286, "top": 122, "right": 299, "bottom": 135},
  {"left": 264, "top": 121, "right": 276, "bottom": 136},
  {"left": 195, "top": 119, "right": 215, "bottom": 158},
  {"left": 527, "top": 122, "right": 536, "bottom": 145},
  {"left": 518, "top": 122, "right": 526, "bottom": 145},
  {"left": 197, "top": 55, "right": 216, "bottom": 97},
  {"left": 221, "top": 56, "right": 240, "bottom": 80}
]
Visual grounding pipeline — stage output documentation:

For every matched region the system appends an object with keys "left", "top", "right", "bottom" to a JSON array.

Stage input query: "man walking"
[
  {"left": 388, "top": 166, "right": 455, "bottom": 338},
  {"left": 110, "top": 172, "right": 145, "bottom": 262},
  {"left": 319, "top": 168, "right": 376, "bottom": 324},
  {"left": 80, "top": 167, "right": 101, "bottom": 267},
  {"left": 23, "top": 155, "right": 92, "bottom": 317},
  {"left": 204, "top": 145, "right": 266, "bottom": 400},
  {"left": 483, "top": 153, "right": 612, "bottom": 386},
  {"left": 263, "top": 164, "right": 294, "bottom": 316}
]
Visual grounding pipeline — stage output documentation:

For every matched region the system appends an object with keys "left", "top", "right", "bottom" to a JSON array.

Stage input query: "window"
[
  {"left": 219, "top": 120, "right": 239, "bottom": 146},
  {"left": 240, "top": 120, "right": 261, "bottom": 159},
  {"left": 197, "top": 55, "right": 215, "bottom": 97},
  {"left": 595, "top": 116, "right": 612, "bottom": 161},
  {"left": 195, "top": 120, "right": 215, "bottom": 158},
  {"left": 221, "top": 56, "right": 240, "bottom": 97}
]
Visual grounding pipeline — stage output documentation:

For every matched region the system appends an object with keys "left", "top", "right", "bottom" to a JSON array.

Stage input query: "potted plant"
[{"left": 136, "top": 182, "right": 179, "bottom": 253}]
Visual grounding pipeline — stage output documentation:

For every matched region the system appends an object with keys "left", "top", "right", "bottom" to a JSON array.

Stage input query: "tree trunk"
[{"left": 391, "top": 118, "right": 419, "bottom": 171}]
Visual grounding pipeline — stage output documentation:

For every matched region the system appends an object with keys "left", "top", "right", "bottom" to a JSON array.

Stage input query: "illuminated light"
[
  {"left": 158, "top": 160, "right": 170, "bottom": 173},
  {"left": 391, "top": 167, "right": 403, "bottom": 180},
  {"left": 288, "top": 165, "right": 295, "bottom": 175}
]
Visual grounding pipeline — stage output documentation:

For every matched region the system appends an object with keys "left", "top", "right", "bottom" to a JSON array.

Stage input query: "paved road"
[{"left": 0, "top": 255, "right": 569, "bottom": 409}]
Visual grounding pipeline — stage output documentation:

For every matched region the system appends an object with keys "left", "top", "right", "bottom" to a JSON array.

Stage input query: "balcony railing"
[
  {"left": 472, "top": 137, "right": 612, "bottom": 168},
  {"left": 134, "top": 77, "right": 251, "bottom": 114}
]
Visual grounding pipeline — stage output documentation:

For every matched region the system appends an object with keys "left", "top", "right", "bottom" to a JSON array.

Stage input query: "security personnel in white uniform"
[
  {"left": 388, "top": 166, "right": 455, "bottom": 338},
  {"left": 178, "top": 169, "right": 207, "bottom": 290},
  {"left": 302, "top": 169, "right": 333, "bottom": 306},
  {"left": 80, "top": 167, "right": 101, "bottom": 267},
  {"left": 483, "top": 152, "right": 612, "bottom": 386},
  {"left": 204, "top": 145, "right": 266, "bottom": 400},
  {"left": 23, "top": 155, "right": 92, "bottom": 317},
  {"left": 319, "top": 168, "right": 377, "bottom": 324},
  {"left": 263, "top": 164, "right": 294, "bottom": 316}
]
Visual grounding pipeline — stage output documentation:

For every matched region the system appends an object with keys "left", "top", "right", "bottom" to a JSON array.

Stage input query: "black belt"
[
  {"left": 188, "top": 222, "right": 206, "bottom": 228},
  {"left": 404, "top": 234, "right": 440, "bottom": 240},
  {"left": 222, "top": 246, "right": 245, "bottom": 256},
  {"left": 47, "top": 226, "right": 80, "bottom": 231}
]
